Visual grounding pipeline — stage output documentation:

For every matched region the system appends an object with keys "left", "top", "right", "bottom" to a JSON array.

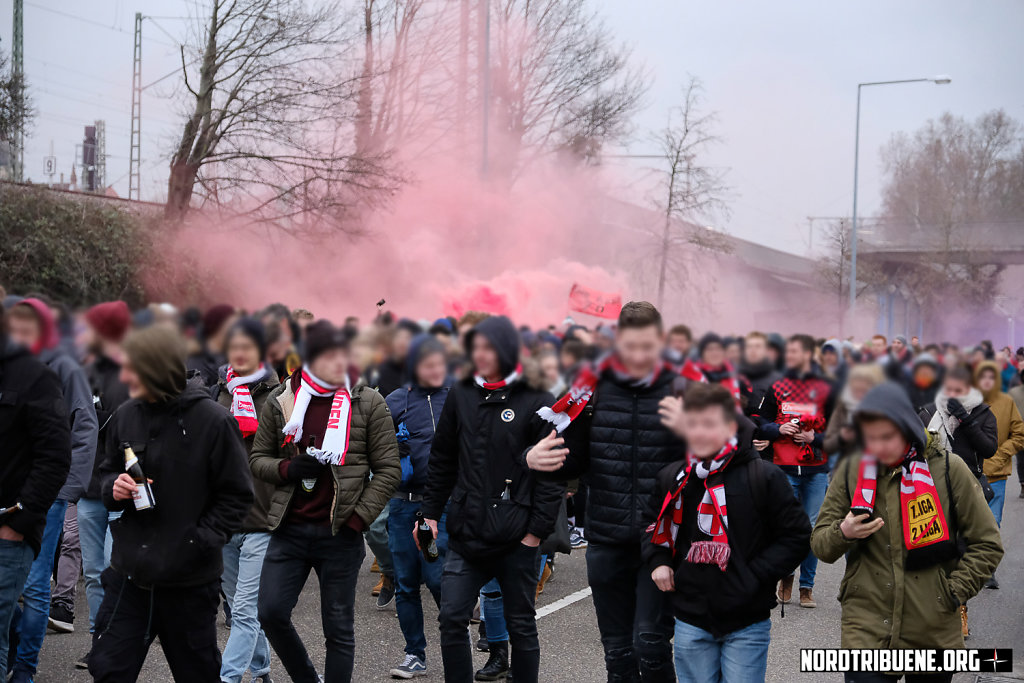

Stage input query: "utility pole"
[
  {"left": 128, "top": 12, "right": 142, "bottom": 200},
  {"left": 12, "top": 0, "right": 24, "bottom": 181},
  {"left": 94, "top": 119, "right": 106, "bottom": 192}
]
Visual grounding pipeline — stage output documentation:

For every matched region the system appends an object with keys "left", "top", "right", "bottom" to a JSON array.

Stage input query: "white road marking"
[{"left": 535, "top": 587, "right": 593, "bottom": 620}]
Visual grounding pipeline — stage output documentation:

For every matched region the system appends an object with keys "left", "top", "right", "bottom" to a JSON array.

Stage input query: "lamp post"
[{"left": 848, "top": 76, "right": 951, "bottom": 318}]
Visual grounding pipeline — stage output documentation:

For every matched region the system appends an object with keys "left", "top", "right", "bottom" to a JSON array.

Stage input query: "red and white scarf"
[
  {"left": 649, "top": 438, "right": 737, "bottom": 571},
  {"left": 282, "top": 366, "right": 352, "bottom": 466},
  {"left": 537, "top": 353, "right": 705, "bottom": 433},
  {"left": 851, "top": 445, "right": 950, "bottom": 551},
  {"left": 696, "top": 361, "right": 741, "bottom": 406},
  {"left": 474, "top": 364, "right": 523, "bottom": 391},
  {"left": 225, "top": 364, "right": 269, "bottom": 437}
]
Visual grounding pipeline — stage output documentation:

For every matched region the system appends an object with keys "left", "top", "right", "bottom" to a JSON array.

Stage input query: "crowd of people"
[{"left": 0, "top": 289, "right": 1019, "bottom": 683}]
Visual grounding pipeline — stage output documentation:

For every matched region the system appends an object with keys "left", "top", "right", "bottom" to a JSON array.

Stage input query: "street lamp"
[{"left": 848, "top": 76, "right": 951, "bottom": 316}]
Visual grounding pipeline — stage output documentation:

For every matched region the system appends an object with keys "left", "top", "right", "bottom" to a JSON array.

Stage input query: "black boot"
[
  {"left": 476, "top": 620, "right": 490, "bottom": 652},
  {"left": 475, "top": 641, "right": 509, "bottom": 681}
]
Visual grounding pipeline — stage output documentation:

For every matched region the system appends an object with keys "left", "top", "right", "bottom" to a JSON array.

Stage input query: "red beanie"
[
  {"left": 202, "top": 304, "right": 236, "bottom": 339},
  {"left": 85, "top": 301, "right": 131, "bottom": 343}
]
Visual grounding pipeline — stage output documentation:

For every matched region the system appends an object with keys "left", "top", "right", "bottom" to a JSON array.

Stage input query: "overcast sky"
[{"left": 4, "top": 0, "right": 1023, "bottom": 252}]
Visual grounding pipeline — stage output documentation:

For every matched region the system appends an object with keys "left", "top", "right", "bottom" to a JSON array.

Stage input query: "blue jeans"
[
  {"left": 387, "top": 498, "right": 449, "bottom": 661},
  {"left": 76, "top": 497, "right": 117, "bottom": 632},
  {"left": 365, "top": 502, "right": 393, "bottom": 576},
  {"left": 0, "top": 539, "right": 35, "bottom": 681},
  {"left": 12, "top": 499, "right": 67, "bottom": 676},
  {"left": 481, "top": 579, "right": 508, "bottom": 643},
  {"left": 786, "top": 472, "right": 828, "bottom": 588},
  {"left": 988, "top": 478, "right": 1006, "bottom": 526},
  {"left": 221, "top": 532, "right": 272, "bottom": 683},
  {"left": 673, "top": 618, "right": 770, "bottom": 683}
]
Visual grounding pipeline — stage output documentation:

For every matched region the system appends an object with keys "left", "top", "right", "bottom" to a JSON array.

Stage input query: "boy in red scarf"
[
  {"left": 643, "top": 383, "right": 809, "bottom": 683},
  {"left": 812, "top": 383, "right": 1002, "bottom": 681}
]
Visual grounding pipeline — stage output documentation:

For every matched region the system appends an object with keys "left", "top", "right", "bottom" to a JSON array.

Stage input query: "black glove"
[
  {"left": 947, "top": 398, "right": 969, "bottom": 421},
  {"left": 286, "top": 453, "right": 324, "bottom": 481}
]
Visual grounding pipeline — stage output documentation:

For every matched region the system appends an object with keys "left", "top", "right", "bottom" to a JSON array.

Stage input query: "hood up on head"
[
  {"left": 406, "top": 333, "right": 447, "bottom": 387},
  {"left": 123, "top": 325, "right": 188, "bottom": 403},
  {"left": 464, "top": 315, "right": 520, "bottom": 378},
  {"left": 973, "top": 360, "right": 1002, "bottom": 404},
  {"left": 854, "top": 381, "right": 927, "bottom": 455},
  {"left": 14, "top": 298, "right": 60, "bottom": 354}
]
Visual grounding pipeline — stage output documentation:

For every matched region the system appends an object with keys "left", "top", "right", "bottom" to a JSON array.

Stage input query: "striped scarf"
[
  {"left": 538, "top": 353, "right": 705, "bottom": 433},
  {"left": 282, "top": 366, "right": 352, "bottom": 466},
  {"left": 851, "top": 445, "right": 950, "bottom": 552},
  {"left": 649, "top": 438, "right": 737, "bottom": 571},
  {"left": 225, "top": 364, "right": 269, "bottom": 437},
  {"left": 475, "top": 364, "right": 523, "bottom": 390}
]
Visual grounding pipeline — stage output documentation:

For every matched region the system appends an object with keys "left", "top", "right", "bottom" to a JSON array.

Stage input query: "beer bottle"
[
  {"left": 416, "top": 510, "right": 439, "bottom": 563},
  {"left": 122, "top": 442, "right": 155, "bottom": 511},
  {"left": 501, "top": 479, "right": 512, "bottom": 501},
  {"left": 301, "top": 436, "right": 319, "bottom": 493}
]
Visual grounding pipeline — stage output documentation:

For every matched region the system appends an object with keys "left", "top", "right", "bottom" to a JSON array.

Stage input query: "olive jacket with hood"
[
  {"left": 214, "top": 366, "right": 281, "bottom": 532},
  {"left": 811, "top": 383, "right": 1003, "bottom": 649},
  {"left": 421, "top": 316, "right": 565, "bottom": 559},
  {"left": 249, "top": 368, "right": 401, "bottom": 534},
  {"left": 19, "top": 298, "right": 98, "bottom": 502},
  {"left": 976, "top": 360, "right": 1024, "bottom": 483}
]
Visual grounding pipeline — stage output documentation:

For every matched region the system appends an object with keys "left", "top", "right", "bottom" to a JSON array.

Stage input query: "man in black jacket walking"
[
  {"left": 421, "top": 315, "right": 563, "bottom": 683},
  {"left": 643, "top": 383, "right": 809, "bottom": 682},
  {"left": 526, "top": 301, "right": 685, "bottom": 683},
  {"left": 0, "top": 308, "right": 72, "bottom": 683},
  {"left": 89, "top": 325, "right": 253, "bottom": 682}
]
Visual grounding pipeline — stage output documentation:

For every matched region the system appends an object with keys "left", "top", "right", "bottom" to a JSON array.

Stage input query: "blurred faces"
[
  {"left": 848, "top": 376, "right": 874, "bottom": 403},
  {"left": 471, "top": 335, "right": 501, "bottom": 381},
  {"left": 785, "top": 340, "right": 812, "bottom": 373},
  {"left": 891, "top": 338, "right": 906, "bottom": 355},
  {"left": 942, "top": 376, "right": 970, "bottom": 399},
  {"left": 860, "top": 418, "right": 909, "bottom": 467},
  {"left": 683, "top": 406, "right": 737, "bottom": 459},
  {"left": 821, "top": 347, "right": 839, "bottom": 370},
  {"left": 99, "top": 339, "right": 126, "bottom": 366},
  {"left": 724, "top": 341, "right": 741, "bottom": 368},
  {"left": 120, "top": 357, "right": 151, "bottom": 401},
  {"left": 226, "top": 332, "right": 261, "bottom": 376},
  {"left": 615, "top": 325, "right": 664, "bottom": 379},
  {"left": 701, "top": 341, "right": 725, "bottom": 369},
  {"left": 744, "top": 336, "right": 767, "bottom": 365},
  {"left": 415, "top": 352, "right": 447, "bottom": 389},
  {"left": 310, "top": 348, "right": 350, "bottom": 387},
  {"left": 540, "top": 354, "right": 561, "bottom": 389},
  {"left": 976, "top": 368, "right": 998, "bottom": 395},
  {"left": 912, "top": 364, "right": 937, "bottom": 389},
  {"left": 7, "top": 312, "right": 41, "bottom": 352},
  {"left": 871, "top": 337, "right": 888, "bottom": 359},
  {"left": 667, "top": 332, "right": 691, "bottom": 357},
  {"left": 392, "top": 328, "right": 414, "bottom": 361}
]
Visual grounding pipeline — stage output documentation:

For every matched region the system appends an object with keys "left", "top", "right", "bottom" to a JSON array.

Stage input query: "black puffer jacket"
[
  {"left": 422, "top": 316, "right": 564, "bottom": 559},
  {"left": 641, "top": 444, "right": 810, "bottom": 637},
  {"left": 101, "top": 381, "right": 253, "bottom": 587},
  {"left": 559, "top": 368, "right": 685, "bottom": 545}
]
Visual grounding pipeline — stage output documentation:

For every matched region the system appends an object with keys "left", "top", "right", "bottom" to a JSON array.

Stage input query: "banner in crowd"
[{"left": 568, "top": 283, "right": 623, "bottom": 320}]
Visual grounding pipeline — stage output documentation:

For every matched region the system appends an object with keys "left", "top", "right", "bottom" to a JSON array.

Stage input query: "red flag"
[{"left": 568, "top": 283, "right": 623, "bottom": 320}]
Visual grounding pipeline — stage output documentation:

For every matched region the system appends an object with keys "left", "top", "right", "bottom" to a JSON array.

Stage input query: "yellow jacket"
[{"left": 976, "top": 361, "right": 1024, "bottom": 482}]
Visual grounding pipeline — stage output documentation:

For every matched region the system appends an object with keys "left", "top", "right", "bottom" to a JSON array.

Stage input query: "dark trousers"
[
  {"left": 845, "top": 673, "right": 953, "bottom": 683},
  {"left": 88, "top": 568, "right": 221, "bottom": 682},
  {"left": 438, "top": 545, "right": 541, "bottom": 683},
  {"left": 258, "top": 523, "right": 365, "bottom": 683},
  {"left": 587, "top": 542, "right": 675, "bottom": 682}
]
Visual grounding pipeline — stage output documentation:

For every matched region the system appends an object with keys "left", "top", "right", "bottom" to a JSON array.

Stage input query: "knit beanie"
[
  {"left": 698, "top": 332, "right": 724, "bottom": 357},
  {"left": 85, "top": 301, "right": 132, "bottom": 343},
  {"left": 202, "top": 304, "right": 236, "bottom": 339}
]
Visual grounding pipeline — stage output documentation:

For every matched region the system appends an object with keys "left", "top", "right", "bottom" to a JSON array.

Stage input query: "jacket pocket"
[
  {"left": 935, "top": 569, "right": 959, "bottom": 612},
  {"left": 480, "top": 497, "right": 530, "bottom": 544},
  {"left": 446, "top": 488, "right": 468, "bottom": 539}
]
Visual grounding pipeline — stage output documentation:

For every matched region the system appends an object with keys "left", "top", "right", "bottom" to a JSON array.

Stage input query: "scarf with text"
[
  {"left": 537, "top": 353, "right": 705, "bottom": 433},
  {"left": 649, "top": 438, "right": 737, "bottom": 571},
  {"left": 282, "top": 366, "right": 352, "bottom": 465},
  {"left": 225, "top": 364, "right": 269, "bottom": 437},
  {"left": 850, "top": 444, "right": 950, "bottom": 552},
  {"left": 697, "top": 361, "right": 742, "bottom": 406},
  {"left": 474, "top": 364, "right": 523, "bottom": 390}
]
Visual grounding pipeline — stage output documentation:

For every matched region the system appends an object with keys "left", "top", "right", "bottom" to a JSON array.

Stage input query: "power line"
[{"left": 23, "top": 2, "right": 179, "bottom": 49}]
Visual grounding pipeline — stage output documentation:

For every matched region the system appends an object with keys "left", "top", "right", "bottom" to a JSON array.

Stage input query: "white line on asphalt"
[{"left": 535, "top": 587, "right": 593, "bottom": 620}]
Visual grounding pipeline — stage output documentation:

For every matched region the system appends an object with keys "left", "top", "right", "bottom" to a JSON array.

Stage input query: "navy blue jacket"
[{"left": 386, "top": 383, "right": 451, "bottom": 494}]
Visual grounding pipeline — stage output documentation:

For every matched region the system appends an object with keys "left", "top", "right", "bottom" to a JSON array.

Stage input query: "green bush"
[{"left": 0, "top": 184, "right": 151, "bottom": 307}]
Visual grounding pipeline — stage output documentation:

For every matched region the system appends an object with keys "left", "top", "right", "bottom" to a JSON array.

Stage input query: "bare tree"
[
  {"left": 649, "top": 78, "right": 731, "bottom": 308},
  {"left": 0, "top": 51, "right": 31, "bottom": 171},
  {"left": 878, "top": 109, "right": 1023, "bottom": 306},
  {"left": 166, "top": 0, "right": 390, "bottom": 230},
  {"left": 815, "top": 219, "right": 882, "bottom": 326}
]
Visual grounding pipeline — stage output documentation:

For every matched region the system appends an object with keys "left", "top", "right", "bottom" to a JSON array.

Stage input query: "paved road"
[{"left": 33, "top": 484, "right": 1024, "bottom": 682}]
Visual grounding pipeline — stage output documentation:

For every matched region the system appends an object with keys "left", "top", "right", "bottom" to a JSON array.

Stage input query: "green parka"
[
  {"left": 249, "top": 373, "right": 400, "bottom": 535},
  {"left": 811, "top": 384, "right": 1003, "bottom": 649}
]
